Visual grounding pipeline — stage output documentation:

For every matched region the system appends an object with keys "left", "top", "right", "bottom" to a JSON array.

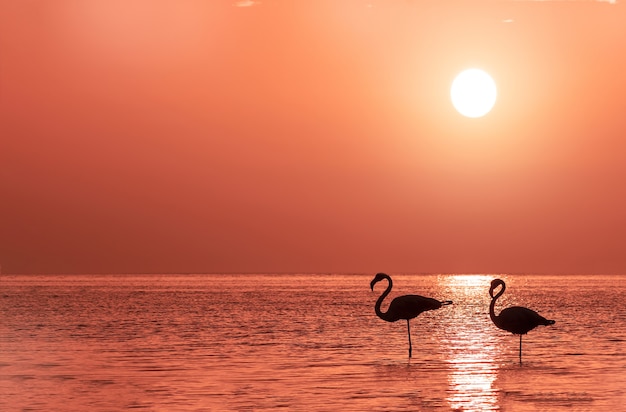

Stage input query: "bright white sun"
[{"left": 450, "top": 69, "right": 497, "bottom": 118}]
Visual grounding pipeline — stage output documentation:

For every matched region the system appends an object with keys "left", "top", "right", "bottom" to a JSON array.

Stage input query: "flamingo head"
[
  {"left": 489, "top": 278, "right": 505, "bottom": 298},
  {"left": 370, "top": 273, "right": 388, "bottom": 291}
]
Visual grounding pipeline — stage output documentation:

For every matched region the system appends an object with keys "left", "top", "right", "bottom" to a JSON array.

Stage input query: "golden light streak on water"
[{"left": 439, "top": 274, "right": 501, "bottom": 411}]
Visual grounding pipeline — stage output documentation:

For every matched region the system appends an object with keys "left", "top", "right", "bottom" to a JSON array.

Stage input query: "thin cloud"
[{"left": 234, "top": 0, "right": 260, "bottom": 7}]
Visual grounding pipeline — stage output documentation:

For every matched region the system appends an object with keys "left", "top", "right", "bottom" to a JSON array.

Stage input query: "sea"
[{"left": 1, "top": 274, "right": 625, "bottom": 411}]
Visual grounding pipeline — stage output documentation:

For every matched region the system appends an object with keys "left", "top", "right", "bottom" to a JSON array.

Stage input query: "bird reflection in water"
[{"left": 370, "top": 273, "right": 452, "bottom": 358}]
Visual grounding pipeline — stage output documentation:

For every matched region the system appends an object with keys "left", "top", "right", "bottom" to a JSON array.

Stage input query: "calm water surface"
[{"left": 1, "top": 274, "right": 625, "bottom": 411}]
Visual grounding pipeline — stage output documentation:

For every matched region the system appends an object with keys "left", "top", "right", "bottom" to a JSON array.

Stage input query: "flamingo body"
[
  {"left": 494, "top": 306, "right": 554, "bottom": 335},
  {"left": 370, "top": 273, "right": 452, "bottom": 358},
  {"left": 380, "top": 294, "right": 444, "bottom": 322}
]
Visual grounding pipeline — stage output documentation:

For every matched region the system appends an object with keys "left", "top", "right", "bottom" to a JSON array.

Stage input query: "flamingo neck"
[
  {"left": 374, "top": 275, "right": 393, "bottom": 322},
  {"left": 489, "top": 283, "right": 505, "bottom": 325},
  {"left": 489, "top": 296, "right": 498, "bottom": 325}
]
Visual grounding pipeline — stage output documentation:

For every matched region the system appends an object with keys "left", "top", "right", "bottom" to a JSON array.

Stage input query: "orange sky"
[{"left": 1, "top": 1, "right": 625, "bottom": 274}]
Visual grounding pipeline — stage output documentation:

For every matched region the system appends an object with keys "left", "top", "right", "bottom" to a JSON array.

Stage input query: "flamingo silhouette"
[
  {"left": 370, "top": 273, "right": 452, "bottom": 358},
  {"left": 489, "top": 278, "right": 555, "bottom": 363}
]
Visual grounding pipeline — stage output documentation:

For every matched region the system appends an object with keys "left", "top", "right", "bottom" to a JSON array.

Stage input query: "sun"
[{"left": 450, "top": 69, "right": 497, "bottom": 118}]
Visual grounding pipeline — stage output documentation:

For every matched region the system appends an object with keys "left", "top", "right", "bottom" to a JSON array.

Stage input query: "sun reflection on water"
[{"left": 439, "top": 274, "right": 502, "bottom": 412}]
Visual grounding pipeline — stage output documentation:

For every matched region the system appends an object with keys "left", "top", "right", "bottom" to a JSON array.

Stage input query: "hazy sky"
[{"left": 1, "top": 1, "right": 625, "bottom": 274}]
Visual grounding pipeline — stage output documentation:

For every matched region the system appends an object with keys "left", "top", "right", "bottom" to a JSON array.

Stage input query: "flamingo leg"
[{"left": 407, "top": 320, "right": 412, "bottom": 358}]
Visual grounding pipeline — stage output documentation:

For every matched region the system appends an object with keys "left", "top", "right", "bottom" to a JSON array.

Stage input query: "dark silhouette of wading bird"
[
  {"left": 489, "top": 278, "right": 555, "bottom": 364},
  {"left": 370, "top": 273, "right": 452, "bottom": 358}
]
